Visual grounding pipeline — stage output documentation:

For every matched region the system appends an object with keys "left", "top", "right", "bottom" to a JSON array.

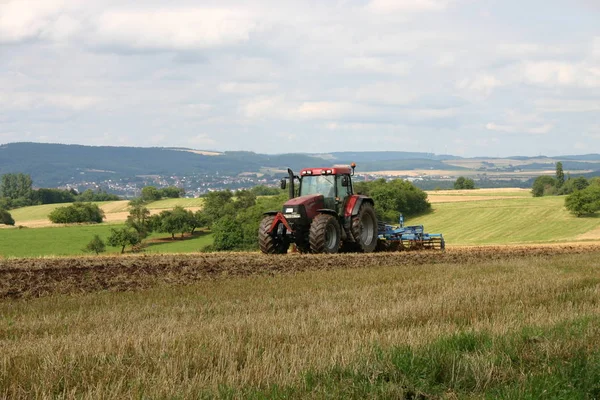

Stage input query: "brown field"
[
  {"left": 2, "top": 244, "right": 600, "bottom": 300},
  {"left": 12, "top": 207, "right": 203, "bottom": 229},
  {"left": 2, "top": 245, "right": 600, "bottom": 398}
]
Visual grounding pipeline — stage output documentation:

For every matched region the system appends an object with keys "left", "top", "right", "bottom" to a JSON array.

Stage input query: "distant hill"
[{"left": 0, "top": 142, "right": 599, "bottom": 188}]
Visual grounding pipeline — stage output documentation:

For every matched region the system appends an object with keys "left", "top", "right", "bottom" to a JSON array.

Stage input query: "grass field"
[
  {"left": 2, "top": 250, "right": 599, "bottom": 398},
  {"left": 0, "top": 224, "right": 213, "bottom": 257},
  {"left": 407, "top": 194, "right": 600, "bottom": 245}
]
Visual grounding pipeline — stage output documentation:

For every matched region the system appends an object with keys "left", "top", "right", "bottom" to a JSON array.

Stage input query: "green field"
[
  {"left": 406, "top": 195, "right": 600, "bottom": 245},
  {"left": 3, "top": 192, "right": 600, "bottom": 257},
  {"left": 0, "top": 224, "right": 213, "bottom": 257}
]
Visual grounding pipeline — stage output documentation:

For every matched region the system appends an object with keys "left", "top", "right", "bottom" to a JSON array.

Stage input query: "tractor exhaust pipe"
[{"left": 287, "top": 168, "right": 295, "bottom": 199}]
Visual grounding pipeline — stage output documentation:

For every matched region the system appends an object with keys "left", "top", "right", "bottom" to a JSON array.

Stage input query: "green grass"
[
  {"left": 0, "top": 225, "right": 213, "bottom": 257},
  {"left": 407, "top": 195, "right": 600, "bottom": 245}
]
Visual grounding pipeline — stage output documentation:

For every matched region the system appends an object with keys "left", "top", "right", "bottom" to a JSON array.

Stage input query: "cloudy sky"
[{"left": 0, "top": 0, "right": 599, "bottom": 157}]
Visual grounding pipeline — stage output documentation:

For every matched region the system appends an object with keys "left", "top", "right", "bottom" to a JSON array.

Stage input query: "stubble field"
[{"left": 2, "top": 245, "right": 600, "bottom": 398}]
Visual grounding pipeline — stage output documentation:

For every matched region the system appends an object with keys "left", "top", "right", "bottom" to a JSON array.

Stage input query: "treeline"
[
  {"left": 86, "top": 185, "right": 286, "bottom": 253},
  {"left": 531, "top": 162, "right": 600, "bottom": 217},
  {"left": 0, "top": 173, "right": 120, "bottom": 210}
]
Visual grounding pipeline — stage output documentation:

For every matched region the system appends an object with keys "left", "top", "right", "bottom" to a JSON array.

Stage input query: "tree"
[
  {"left": 559, "top": 176, "right": 589, "bottom": 195},
  {"left": 84, "top": 235, "right": 106, "bottom": 254},
  {"left": 155, "top": 206, "right": 192, "bottom": 239},
  {"left": 107, "top": 228, "right": 141, "bottom": 253},
  {"left": 234, "top": 189, "right": 257, "bottom": 210},
  {"left": 48, "top": 203, "right": 105, "bottom": 223},
  {"left": 212, "top": 215, "right": 244, "bottom": 251},
  {"left": 141, "top": 186, "right": 161, "bottom": 202},
  {"left": 202, "top": 190, "right": 234, "bottom": 226},
  {"left": 353, "top": 178, "right": 430, "bottom": 222},
  {"left": 531, "top": 176, "right": 557, "bottom": 197},
  {"left": 126, "top": 200, "right": 152, "bottom": 238},
  {"left": 555, "top": 162, "right": 565, "bottom": 188},
  {"left": 0, "top": 209, "right": 15, "bottom": 226},
  {"left": 565, "top": 185, "right": 600, "bottom": 217},
  {"left": 0, "top": 173, "right": 33, "bottom": 200},
  {"left": 454, "top": 176, "right": 475, "bottom": 190},
  {"left": 188, "top": 209, "right": 208, "bottom": 234},
  {"left": 159, "top": 186, "right": 184, "bottom": 198}
]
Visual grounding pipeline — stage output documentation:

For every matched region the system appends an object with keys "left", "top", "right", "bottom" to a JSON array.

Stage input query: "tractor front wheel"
[
  {"left": 258, "top": 215, "right": 289, "bottom": 254},
  {"left": 351, "top": 203, "right": 378, "bottom": 253},
  {"left": 309, "top": 214, "right": 341, "bottom": 254}
]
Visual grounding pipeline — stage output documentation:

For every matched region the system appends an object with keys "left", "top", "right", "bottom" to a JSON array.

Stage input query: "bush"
[
  {"left": 354, "top": 178, "right": 430, "bottom": 222},
  {"left": 0, "top": 209, "right": 15, "bottom": 226},
  {"left": 454, "top": 176, "right": 475, "bottom": 190},
  {"left": 48, "top": 203, "right": 105, "bottom": 224},
  {"left": 84, "top": 235, "right": 106, "bottom": 254},
  {"left": 565, "top": 185, "right": 600, "bottom": 217},
  {"left": 531, "top": 176, "right": 557, "bottom": 197}
]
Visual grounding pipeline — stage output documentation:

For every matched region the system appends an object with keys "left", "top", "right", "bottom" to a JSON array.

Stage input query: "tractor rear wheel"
[
  {"left": 351, "top": 203, "right": 378, "bottom": 253},
  {"left": 258, "top": 215, "right": 288, "bottom": 254},
  {"left": 309, "top": 214, "right": 341, "bottom": 254}
]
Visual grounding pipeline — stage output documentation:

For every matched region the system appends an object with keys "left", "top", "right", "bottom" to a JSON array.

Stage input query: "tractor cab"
[{"left": 297, "top": 166, "right": 354, "bottom": 211}]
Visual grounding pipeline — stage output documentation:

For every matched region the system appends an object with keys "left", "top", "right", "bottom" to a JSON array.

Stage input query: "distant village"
[{"left": 59, "top": 171, "right": 433, "bottom": 198}]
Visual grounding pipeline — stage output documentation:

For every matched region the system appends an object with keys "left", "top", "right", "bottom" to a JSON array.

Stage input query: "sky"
[{"left": 0, "top": 0, "right": 599, "bottom": 157}]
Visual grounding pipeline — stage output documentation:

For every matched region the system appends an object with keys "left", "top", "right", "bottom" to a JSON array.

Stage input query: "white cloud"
[
  {"left": 93, "top": 8, "right": 258, "bottom": 51},
  {"left": 0, "top": 92, "right": 101, "bottom": 111},
  {"left": 218, "top": 82, "right": 276, "bottom": 95},
  {"left": 520, "top": 61, "right": 600, "bottom": 88},
  {"left": 457, "top": 74, "right": 503, "bottom": 98},
  {"left": 534, "top": 98, "right": 600, "bottom": 113},
  {"left": 343, "top": 57, "right": 410, "bottom": 75},
  {"left": 485, "top": 110, "right": 554, "bottom": 135},
  {"left": 367, "top": 0, "right": 451, "bottom": 13},
  {"left": 0, "top": 0, "right": 74, "bottom": 43},
  {"left": 354, "top": 83, "right": 416, "bottom": 105},
  {"left": 188, "top": 134, "right": 216, "bottom": 147}
]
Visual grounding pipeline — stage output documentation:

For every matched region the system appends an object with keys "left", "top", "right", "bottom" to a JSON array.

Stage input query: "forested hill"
[
  {"left": 0, "top": 142, "right": 463, "bottom": 186},
  {"left": 1, "top": 142, "right": 599, "bottom": 188}
]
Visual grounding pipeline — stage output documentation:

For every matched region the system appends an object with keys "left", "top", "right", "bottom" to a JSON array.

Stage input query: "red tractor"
[{"left": 258, "top": 163, "right": 378, "bottom": 254}]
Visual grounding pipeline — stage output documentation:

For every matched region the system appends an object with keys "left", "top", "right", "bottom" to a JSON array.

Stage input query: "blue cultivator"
[{"left": 377, "top": 215, "right": 445, "bottom": 251}]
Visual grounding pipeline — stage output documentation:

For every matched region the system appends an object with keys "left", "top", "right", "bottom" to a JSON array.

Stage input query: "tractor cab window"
[
  {"left": 337, "top": 175, "right": 350, "bottom": 198},
  {"left": 300, "top": 175, "right": 336, "bottom": 197}
]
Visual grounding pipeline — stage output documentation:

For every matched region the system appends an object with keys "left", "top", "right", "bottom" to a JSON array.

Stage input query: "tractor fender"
[
  {"left": 350, "top": 196, "right": 374, "bottom": 216},
  {"left": 316, "top": 209, "right": 338, "bottom": 217},
  {"left": 263, "top": 211, "right": 278, "bottom": 216}
]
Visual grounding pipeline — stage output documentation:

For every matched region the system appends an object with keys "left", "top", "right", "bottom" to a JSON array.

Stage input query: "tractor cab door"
[{"left": 336, "top": 174, "right": 352, "bottom": 215}]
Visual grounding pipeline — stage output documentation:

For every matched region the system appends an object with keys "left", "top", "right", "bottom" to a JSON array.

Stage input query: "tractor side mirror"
[
  {"left": 280, "top": 179, "right": 287, "bottom": 190},
  {"left": 341, "top": 175, "right": 349, "bottom": 187}
]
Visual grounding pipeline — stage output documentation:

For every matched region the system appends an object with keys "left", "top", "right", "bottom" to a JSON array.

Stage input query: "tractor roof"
[{"left": 300, "top": 166, "right": 352, "bottom": 176}]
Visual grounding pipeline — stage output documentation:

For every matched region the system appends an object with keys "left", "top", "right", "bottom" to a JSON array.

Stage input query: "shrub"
[
  {"left": 48, "top": 203, "right": 105, "bottom": 224},
  {"left": 531, "top": 176, "right": 557, "bottom": 197},
  {"left": 565, "top": 185, "right": 600, "bottom": 217},
  {"left": 0, "top": 209, "right": 15, "bottom": 226},
  {"left": 84, "top": 235, "right": 106, "bottom": 254}
]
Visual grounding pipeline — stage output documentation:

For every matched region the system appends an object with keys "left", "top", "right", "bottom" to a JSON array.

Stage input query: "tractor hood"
[
  {"left": 284, "top": 194, "right": 322, "bottom": 207},
  {"left": 283, "top": 194, "right": 324, "bottom": 220}
]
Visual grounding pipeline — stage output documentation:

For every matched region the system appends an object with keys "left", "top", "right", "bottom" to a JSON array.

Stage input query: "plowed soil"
[{"left": 2, "top": 244, "right": 600, "bottom": 300}]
